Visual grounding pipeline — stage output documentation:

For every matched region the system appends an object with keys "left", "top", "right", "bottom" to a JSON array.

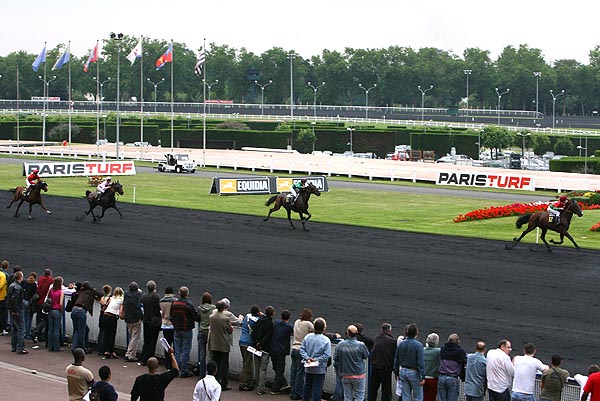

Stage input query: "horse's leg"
[
  {"left": 557, "top": 230, "right": 581, "bottom": 250},
  {"left": 98, "top": 207, "right": 107, "bottom": 221},
  {"left": 263, "top": 199, "right": 282, "bottom": 222},
  {"left": 28, "top": 203, "right": 34, "bottom": 219},
  {"left": 113, "top": 205, "right": 123, "bottom": 219},
  {"left": 38, "top": 200, "right": 52, "bottom": 215},
  {"left": 286, "top": 208, "right": 295, "bottom": 229},
  {"left": 298, "top": 212, "right": 309, "bottom": 231},
  {"left": 549, "top": 234, "right": 565, "bottom": 245},
  {"left": 304, "top": 211, "right": 312, "bottom": 222},
  {"left": 14, "top": 199, "right": 24, "bottom": 217},
  {"left": 507, "top": 225, "right": 535, "bottom": 248},
  {"left": 538, "top": 229, "right": 553, "bottom": 252},
  {"left": 6, "top": 194, "right": 16, "bottom": 209}
]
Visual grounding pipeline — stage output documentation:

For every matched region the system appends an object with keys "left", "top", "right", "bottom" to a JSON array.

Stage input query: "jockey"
[
  {"left": 548, "top": 195, "right": 567, "bottom": 224},
  {"left": 290, "top": 178, "right": 308, "bottom": 205},
  {"left": 24, "top": 168, "right": 41, "bottom": 197},
  {"left": 96, "top": 176, "right": 112, "bottom": 200}
]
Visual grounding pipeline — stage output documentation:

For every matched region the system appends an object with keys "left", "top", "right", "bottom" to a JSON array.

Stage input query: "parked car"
[
  {"left": 435, "top": 154, "right": 473, "bottom": 165},
  {"left": 156, "top": 153, "right": 197, "bottom": 173}
]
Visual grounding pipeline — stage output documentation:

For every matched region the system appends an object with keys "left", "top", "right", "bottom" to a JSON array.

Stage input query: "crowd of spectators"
[{"left": 1, "top": 259, "right": 599, "bottom": 401}]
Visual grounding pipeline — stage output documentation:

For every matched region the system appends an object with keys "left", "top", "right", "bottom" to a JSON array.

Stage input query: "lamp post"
[
  {"left": 38, "top": 74, "right": 57, "bottom": 149},
  {"left": 110, "top": 32, "right": 123, "bottom": 159},
  {"left": 533, "top": 72, "right": 541, "bottom": 116},
  {"left": 463, "top": 70, "right": 472, "bottom": 115},
  {"left": 287, "top": 51, "right": 295, "bottom": 119},
  {"left": 254, "top": 79, "right": 272, "bottom": 115},
  {"left": 93, "top": 76, "right": 111, "bottom": 115},
  {"left": 310, "top": 121, "right": 316, "bottom": 153},
  {"left": 204, "top": 79, "right": 219, "bottom": 114},
  {"left": 577, "top": 132, "right": 588, "bottom": 174},
  {"left": 417, "top": 85, "right": 434, "bottom": 123},
  {"left": 346, "top": 127, "right": 355, "bottom": 153},
  {"left": 102, "top": 114, "right": 107, "bottom": 140},
  {"left": 146, "top": 77, "right": 165, "bottom": 112},
  {"left": 550, "top": 89, "right": 565, "bottom": 129},
  {"left": 307, "top": 81, "right": 325, "bottom": 119},
  {"left": 495, "top": 87, "right": 510, "bottom": 125},
  {"left": 516, "top": 132, "right": 531, "bottom": 169},
  {"left": 358, "top": 83, "right": 377, "bottom": 119}
]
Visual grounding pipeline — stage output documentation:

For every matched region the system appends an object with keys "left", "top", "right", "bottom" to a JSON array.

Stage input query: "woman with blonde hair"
[{"left": 102, "top": 286, "right": 124, "bottom": 359}]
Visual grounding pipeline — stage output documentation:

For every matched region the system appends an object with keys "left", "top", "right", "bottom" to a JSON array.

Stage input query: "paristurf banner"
[
  {"left": 23, "top": 161, "right": 137, "bottom": 177},
  {"left": 437, "top": 171, "right": 533, "bottom": 191}
]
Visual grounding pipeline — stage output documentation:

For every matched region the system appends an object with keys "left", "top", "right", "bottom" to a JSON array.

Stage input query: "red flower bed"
[{"left": 454, "top": 201, "right": 600, "bottom": 223}]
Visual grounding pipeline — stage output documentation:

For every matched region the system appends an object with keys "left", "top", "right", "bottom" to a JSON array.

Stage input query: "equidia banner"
[
  {"left": 23, "top": 162, "right": 137, "bottom": 177},
  {"left": 210, "top": 176, "right": 329, "bottom": 195}
]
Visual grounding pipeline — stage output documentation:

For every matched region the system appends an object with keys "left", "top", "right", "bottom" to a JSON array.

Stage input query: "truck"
[{"left": 156, "top": 153, "right": 197, "bottom": 173}]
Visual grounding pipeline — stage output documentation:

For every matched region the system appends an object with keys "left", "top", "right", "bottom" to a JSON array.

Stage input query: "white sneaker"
[{"left": 0, "top": 330, "right": 9, "bottom": 336}]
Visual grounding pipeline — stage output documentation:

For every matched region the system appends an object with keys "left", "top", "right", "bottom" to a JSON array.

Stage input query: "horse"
[
  {"left": 7, "top": 180, "right": 52, "bottom": 219},
  {"left": 82, "top": 181, "right": 124, "bottom": 222},
  {"left": 506, "top": 199, "right": 583, "bottom": 251},
  {"left": 263, "top": 182, "right": 321, "bottom": 231}
]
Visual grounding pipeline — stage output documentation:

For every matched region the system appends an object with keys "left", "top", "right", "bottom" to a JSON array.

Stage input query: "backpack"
[
  {"left": 89, "top": 381, "right": 108, "bottom": 401},
  {"left": 169, "top": 299, "right": 189, "bottom": 330}
]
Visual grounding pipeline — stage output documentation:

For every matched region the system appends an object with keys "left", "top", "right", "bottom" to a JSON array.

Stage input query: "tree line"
[{"left": 1, "top": 36, "right": 600, "bottom": 116}]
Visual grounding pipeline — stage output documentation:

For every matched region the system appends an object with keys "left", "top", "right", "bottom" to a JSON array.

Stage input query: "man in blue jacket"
[
  {"left": 334, "top": 324, "right": 370, "bottom": 401},
  {"left": 394, "top": 323, "right": 425, "bottom": 401}
]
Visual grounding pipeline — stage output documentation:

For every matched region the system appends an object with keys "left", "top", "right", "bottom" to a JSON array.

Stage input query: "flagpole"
[
  {"left": 202, "top": 38, "right": 207, "bottom": 168},
  {"left": 67, "top": 41, "right": 72, "bottom": 155},
  {"left": 42, "top": 41, "right": 47, "bottom": 153},
  {"left": 95, "top": 40, "right": 100, "bottom": 157},
  {"left": 139, "top": 36, "right": 144, "bottom": 160},
  {"left": 16, "top": 66, "right": 20, "bottom": 147},
  {"left": 170, "top": 39, "right": 174, "bottom": 152}
]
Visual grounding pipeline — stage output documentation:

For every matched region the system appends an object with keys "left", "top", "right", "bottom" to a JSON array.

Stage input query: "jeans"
[
  {"left": 369, "top": 368, "right": 393, "bottom": 401},
  {"left": 256, "top": 351, "right": 270, "bottom": 393},
  {"left": 303, "top": 372, "right": 325, "bottom": 401},
  {"left": 438, "top": 375, "right": 460, "bottom": 401},
  {"left": 24, "top": 306, "right": 34, "bottom": 339},
  {"left": 10, "top": 311, "right": 25, "bottom": 352},
  {"left": 467, "top": 396, "right": 485, "bottom": 401},
  {"left": 343, "top": 377, "right": 366, "bottom": 401},
  {"left": 271, "top": 353, "right": 289, "bottom": 391},
  {"left": 511, "top": 392, "right": 535, "bottom": 401},
  {"left": 47, "top": 309, "right": 61, "bottom": 352},
  {"left": 70, "top": 306, "right": 87, "bottom": 351},
  {"left": 102, "top": 314, "right": 118, "bottom": 354},
  {"left": 333, "top": 374, "right": 344, "bottom": 401},
  {"left": 162, "top": 328, "right": 174, "bottom": 369},
  {"left": 290, "top": 348, "right": 305, "bottom": 398},
  {"left": 239, "top": 345, "right": 255, "bottom": 388},
  {"left": 174, "top": 329, "right": 193, "bottom": 375},
  {"left": 489, "top": 388, "right": 511, "bottom": 401},
  {"left": 197, "top": 330, "right": 209, "bottom": 378},
  {"left": 400, "top": 368, "right": 423, "bottom": 401}
]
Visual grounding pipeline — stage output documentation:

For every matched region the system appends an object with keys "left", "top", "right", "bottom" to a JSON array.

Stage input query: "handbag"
[{"left": 41, "top": 288, "right": 53, "bottom": 314}]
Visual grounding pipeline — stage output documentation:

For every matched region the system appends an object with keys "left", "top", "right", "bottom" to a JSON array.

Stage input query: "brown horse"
[
  {"left": 506, "top": 199, "right": 583, "bottom": 251},
  {"left": 263, "top": 182, "right": 321, "bottom": 231},
  {"left": 7, "top": 180, "right": 52, "bottom": 219},
  {"left": 81, "top": 181, "right": 124, "bottom": 222}
]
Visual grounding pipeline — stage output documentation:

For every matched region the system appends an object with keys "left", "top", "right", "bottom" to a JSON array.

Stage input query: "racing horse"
[
  {"left": 263, "top": 182, "right": 321, "bottom": 231},
  {"left": 506, "top": 199, "right": 583, "bottom": 251},
  {"left": 83, "top": 181, "right": 124, "bottom": 222},
  {"left": 7, "top": 180, "right": 52, "bottom": 219}
]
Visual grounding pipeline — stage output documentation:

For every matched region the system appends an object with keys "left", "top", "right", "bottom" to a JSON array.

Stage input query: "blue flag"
[
  {"left": 52, "top": 46, "right": 70, "bottom": 70},
  {"left": 32, "top": 45, "right": 47, "bottom": 72}
]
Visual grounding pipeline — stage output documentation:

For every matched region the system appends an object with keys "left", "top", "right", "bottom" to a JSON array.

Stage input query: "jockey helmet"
[
  {"left": 32, "top": 168, "right": 39, "bottom": 173},
  {"left": 105, "top": 176, "right": 112, "bottom": 181},
  {"left": 301, "top": 179, "right": 307, "bottom": 184},
  {"left": 559, "top": 195, "right": 567, "bottom": 202}
]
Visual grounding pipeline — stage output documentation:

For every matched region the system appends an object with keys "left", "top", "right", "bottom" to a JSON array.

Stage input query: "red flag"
[
  {"left": 84, "top": 44, "right": 98, "bottom": 72},
  {"left": 155, "top": 43, "right": 173, "bottom": 70}
]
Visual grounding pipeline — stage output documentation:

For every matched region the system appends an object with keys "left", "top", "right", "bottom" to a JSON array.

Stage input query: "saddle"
[
  {"left": 548, "top": 215, "right": 560, "bottom": 225},
  {"left": 285, "top": 194, "right": 294, "bottom": 204}
]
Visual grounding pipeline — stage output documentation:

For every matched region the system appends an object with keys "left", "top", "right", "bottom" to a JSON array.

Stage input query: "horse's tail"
[
  {"left": 516, "top": 213, "right": 532, "bottom": 229},
  {"left": 265, "top": 195, "right": 278, "bottom": 206},
  {"left": 8, "top": 188, "right": 16, "bottom": 194},
  {"left": 85, "top": 190, "right": 91, "bottom": 198}
]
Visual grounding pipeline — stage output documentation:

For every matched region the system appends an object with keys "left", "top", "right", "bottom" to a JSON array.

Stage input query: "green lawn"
[{"left": 2, "top": 162, "right": 599, "bottom": 250}]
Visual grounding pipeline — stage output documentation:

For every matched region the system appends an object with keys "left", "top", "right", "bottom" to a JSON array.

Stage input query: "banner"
[
  {"left": 23, "top": 162, "right": 136, "bottom": 177},
  {"left": 210, "top": 176, "right": 329, "bottom": 195},
  {"left": 437, "top": 171, "right": 533, "bottom": 191}
]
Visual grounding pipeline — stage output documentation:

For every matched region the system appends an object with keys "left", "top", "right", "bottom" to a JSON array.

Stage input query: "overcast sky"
[{"left": 3, "top": 0, "right": 599, "bottom": 65}]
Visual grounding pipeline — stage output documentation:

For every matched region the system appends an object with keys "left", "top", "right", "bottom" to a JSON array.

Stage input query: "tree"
[
  {"left": 530, "top": 134, "right": 551, "bottom": 155},
  {"left": 554, "top": 137, "right": 575, "bottom": 155},
  {"left": 481, "top": 126, "right": 513, "bottom": 159},
  {"left": 296, "top": 128, "right": 316, "bottom": 154}
]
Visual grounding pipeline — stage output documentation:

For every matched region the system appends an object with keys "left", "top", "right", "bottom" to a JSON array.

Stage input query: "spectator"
[
  {"left": 33, "top": 268, "right": 53, "bottom": 343},
  {"left": 252, "top": 305, "right": 275, "bottom": 395},
  {"left": 22, "top": 271, "right": 37, "bottom": 340},
  {"left": 140, "top": 280, "right": 161, "bottom": 366},
  {"left": 394, "top": 323, "right": 425, "bottom": 401},
  {"left": 369, "top": 323, "right": 397, "bottom": 401},
  {"left": 71, "top": 281, "right": 102, "bottom": 353},
  {"left": 270, "top": 309, "right": 294, "bottom": 395},
  {"left": 239, "top": 304, "right": 262, "bottom": 391},
  {"left": 334, "top": 324, "right": 370, "bottom": 401},
  {"left": 423, "top": 333, "right": 441, "bottom": 401},
  {"left": 170, "top": 286, "right": 199, "bottom": 378},
  {"left": 208, "top": 299, "right": 242, "bottom": 390},
  {"left": 0, "top": 260, "right": 8, "bottom": 335},
  {"left": 159, "top": 287, "right": 176, "bottom": 369},
  {"left": 539, "top": 354, "right": 569, "bottom": 401},
  {"left": 582, "top": 368, "right": 600, "bottom": 401},
  {"left": 96, "top": 284, "right": 112, "bottom": 356},
  {"left": 102, "top": 286, "right": 123, "bottom": 360},
  {"left": 438, "top": 333, "right": 467, "bottom": 401},
  {"left": 511, "top": 343, "right": 548, "bottom": 401},
  {"left": 91, "top": 365, "right": 118, "bottom": 401},
  {"left": 7, "top": 271, "right": 27, "bottom": 354},
  {"left": 193, "top": 360, "right": 221, "bottom": 401},
  {"left": 66, "top": 348, "right": 94, "bottom": 401},
  {"left": 290, "top": 308, "right": 314, "bottom": 400},
  {"left": 575, "top": 365, "right": 600, "bottom": 401},
  {"left": 47, "top": 276, "right": 65, "bottom": 352},
  {"left": 197, "top": 291, "right": 216, "bottom": 378},
  {"left": 300, "top": 317, "right": 331, "bottom": 401},
  {"left": 122, "top": 281, "right": 143, "bottom": 362},
  {"left": 465, "top": 341, "right": 487, "bottom": 401},
  {"left": 131, "top": 346, "right": 179, "bottom": 401},
  {"left": 486, "top": 340, "right": 514, "bottom": 401}
]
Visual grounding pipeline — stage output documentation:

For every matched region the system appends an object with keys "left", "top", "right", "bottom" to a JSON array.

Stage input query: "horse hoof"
[
  {"left": 46, "top": 211, "right": 52, "bottom": 215},
  {"left": 512, "top": 237, "right": 518, "bottom": 241},
  {"left": 28, "top": 216, "right": 32, "bottom": 220}
]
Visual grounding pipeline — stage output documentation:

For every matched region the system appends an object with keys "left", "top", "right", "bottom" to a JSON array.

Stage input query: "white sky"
[{"left": 2, "top": 0, "right": 599, "bottom": 64}]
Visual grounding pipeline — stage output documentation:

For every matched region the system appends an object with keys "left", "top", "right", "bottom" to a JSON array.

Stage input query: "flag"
[
  {"left": 126, "top": 39, "right": 143, "bottom": 65},
  {"left": 194, "top": 48, "right": 205, "bottom": 76},
  {"left": 155, "top": 43, "right": 173, "bottom": 70},
  {"left": 52, "top": 45, "right": 70, "bottom": 70},
  {"left": 32, "top": 44, "right": 47, "bottom": 72},
  {"left": 83, "top": 44, "right": 98, "bottom": 72}
]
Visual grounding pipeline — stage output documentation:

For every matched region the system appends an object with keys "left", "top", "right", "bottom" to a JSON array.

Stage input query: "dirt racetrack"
[{"left": 2, "top": 194, "right": 599, "bottom": 374}]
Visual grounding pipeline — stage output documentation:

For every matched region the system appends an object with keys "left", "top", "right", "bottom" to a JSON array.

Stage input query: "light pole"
[
  {"left": 533, "top": 72, "right": 541, "bottom": 116},
  {"left": 102, "top": 114, "right": 107, "bottom": 140},
  {"left": 146, "top": 77, "right": 165, "bottom": 112},
  {"left": 417, "top": 85, "right": 434, "bottom": 123},
  {"left": 254, "top": 79, "right": 272, "bottom": 115},
  {"left": 93, "top": 76, "right": 111, "bottom": 114},
  {"left": 110, "top": 32, "right": 123, "bottom": 159},
  {"left": 577, "top": 132, "right": 588, "bottom": 174},
  {"left": 516, "top": 132, "right": 531, "bottom": 169},
  {"left": 358, "top": 83, "right": 377, "bottom": 119},
  {"left": 550, "top": 89, "right": 565, "bottom": 129},
  {"left": 310, "top": 121, "right": 316, "bottom": 153},
  {"left": 495, "top": 87, "right": 510, "bottom": 125},
  {"left": 346, "top": 127, "right": 355, "bottom": 153},
  {"left": 287, "top": 51, "right": 295, "bottom": 119},
  {"left": 38, "top": 74, "right": 57, "bottom": 148},
  {"left": 203, "top": 79, "right": 219, "bottom": 114},
  {"left": 463, "top": 70, "right": 471, "bottom": 115},
  {"left": 307, "top": 81, "right": 325, "bottom": 119}
]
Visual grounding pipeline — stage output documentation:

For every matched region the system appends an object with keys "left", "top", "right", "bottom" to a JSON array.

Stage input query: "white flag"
[{"left": 126, "top": 39, "right": 143, "bottom": 65}]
